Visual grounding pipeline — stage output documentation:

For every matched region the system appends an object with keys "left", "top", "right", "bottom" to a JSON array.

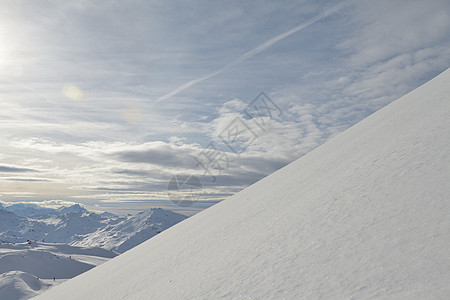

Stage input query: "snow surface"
[
  {"left": 0, "top": 242, "right": 117, "bottom": 300},
  {"left": 36, "top": 69, "right": 450, "bottom": 299}
]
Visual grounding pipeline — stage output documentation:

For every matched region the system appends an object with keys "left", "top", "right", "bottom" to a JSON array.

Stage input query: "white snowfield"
[{"left": 36, "top": 69, "right": 450, "bottom": 299}]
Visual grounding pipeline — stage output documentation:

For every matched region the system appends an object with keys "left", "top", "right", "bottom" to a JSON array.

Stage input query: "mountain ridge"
[{"left": 0, "top": 205, "right": 187, "bottom": 253}]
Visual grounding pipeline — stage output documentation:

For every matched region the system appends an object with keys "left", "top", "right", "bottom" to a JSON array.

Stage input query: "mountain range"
[{"left": 0, "top": 204, "right": 187, "bottom": 253}]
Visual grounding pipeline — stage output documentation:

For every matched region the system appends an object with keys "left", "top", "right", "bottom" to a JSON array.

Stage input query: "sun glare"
[{"left": 63, "top": 84, "right": 84, "bottom": 101}]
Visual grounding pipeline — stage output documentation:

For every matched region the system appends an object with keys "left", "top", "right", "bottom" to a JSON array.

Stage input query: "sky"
[{"left": 0, "top": 0, "right": 449, "bottom": 215}]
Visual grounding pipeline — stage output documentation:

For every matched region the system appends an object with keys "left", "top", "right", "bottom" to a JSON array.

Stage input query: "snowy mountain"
[
  {"left": 55, "top": 204, "right": 88, "bottom": 216},
  {"left": 0, "top": 205, "right": 187, "bottom": 253},
  {"left": 0, "top": 242, "right": 117, "bottom": 300},
  {"left": 36, "top": 69, "right": 450, "bottom": 299},
  {"left": 69, "top": 208, "right": 186, "bottom": 253},
  {"left": 2, "top": 204, "right": 56, "bottom": 217}
]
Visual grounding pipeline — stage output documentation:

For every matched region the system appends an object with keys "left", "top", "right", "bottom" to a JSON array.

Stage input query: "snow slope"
[
  {"left": 0, "top": 242, "right": 117, "bottom": 300},
  {"left": 36, "top": 69, "right": 450, "bottom": 299}
]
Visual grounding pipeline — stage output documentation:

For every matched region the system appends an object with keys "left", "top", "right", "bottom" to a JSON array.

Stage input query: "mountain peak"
[{"left": 57, "top": 204, "right": 88, "bottom": 215}]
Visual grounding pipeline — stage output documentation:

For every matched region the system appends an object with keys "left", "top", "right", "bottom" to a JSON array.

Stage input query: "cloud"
[
  {"left": 113, "top": 169, "right": 151, "bottom": 177},
  {"left": 112, "top": 144, "right": 197, "bottom": 169},
  {"left": 0, "top": 199, "right": 82, "bottom": 209},
  {"left": 339, "top": 0, "right": 450, "bottom": 68},
  {"left": 154, "top": 1, "right": 353, "bottom": 103},
  {"left": 3, "top": 178, "right": 52, "bottom": 182},
  {"left": 0, "top": 165, "right": 37, "bottom": 173},
  {"left": 333, "top": 0, "right": 450, "bottom": 110}
]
